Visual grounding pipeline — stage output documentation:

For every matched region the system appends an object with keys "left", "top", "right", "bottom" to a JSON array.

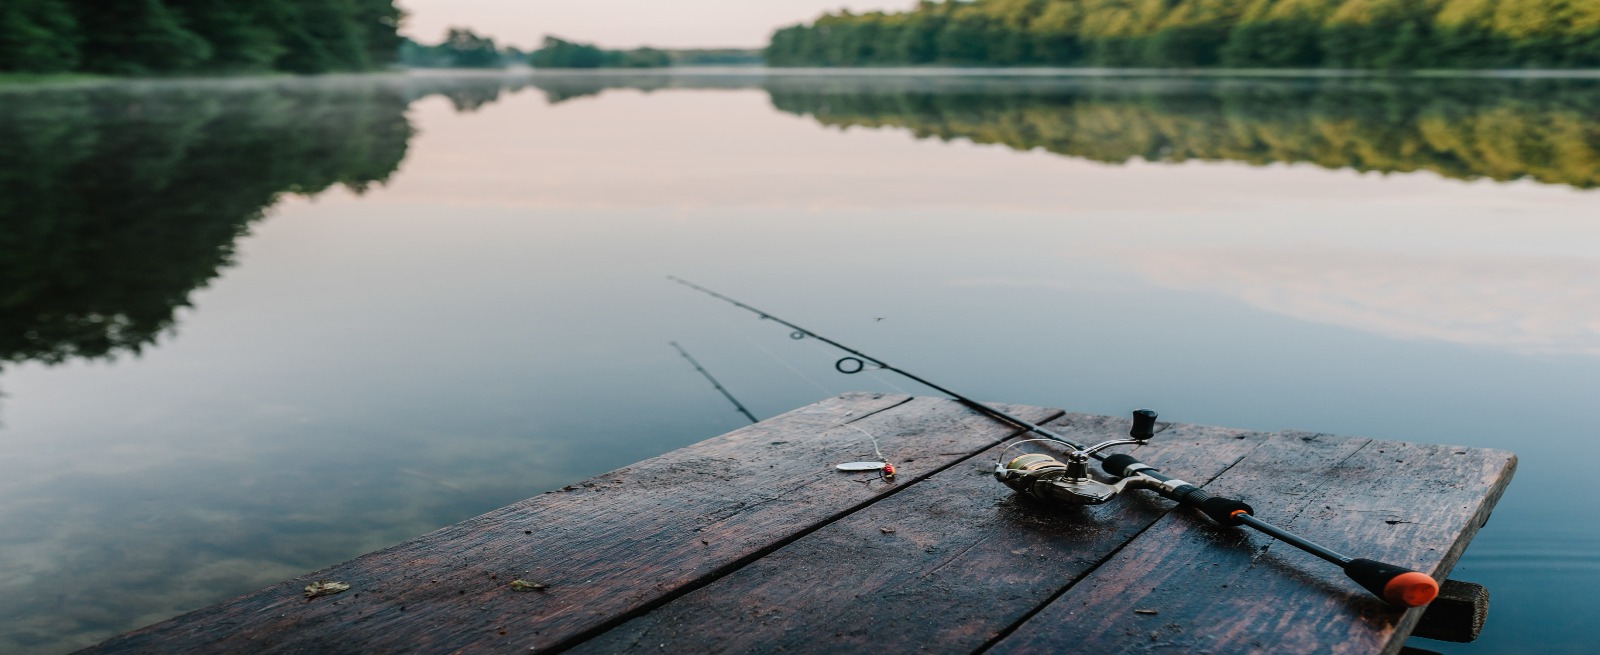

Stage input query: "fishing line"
[
  {"left": 788, "top": 400, "right": 896, "bottom": 479},
  {"left": 668, "top": 275, "right": 1088, "bottom": 452},
  {"left": 740, "top": 332, "right": 836, "bottom": 397},
  {"left": 995, "top": 438, "right": 1081, "bottom": 465},
  {"left": 672, "top": 276, "right": 1443, "bottom": 609},
  {"left": 835, "top": 423, "right": 896, "bottom": 481},
  {"left": 795, "top": 332, "right": 913, "bottom": 395},
  {"left": 843, "top": 423, "right": 887, "bottom": 462}
]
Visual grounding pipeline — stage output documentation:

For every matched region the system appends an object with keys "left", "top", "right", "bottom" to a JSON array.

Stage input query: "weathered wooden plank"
[
  {"left": 80, "top": 393, "right": 1062, "bottom": 655},
  {"left": 1411, "top": 579, "right": 1489, "bottom": 643},
  {"left": 571, "top": 413, "right": 1272, "bottom": 654},
  {"left": 987, "top": 431, "right": 1516, "bottom": 655}
]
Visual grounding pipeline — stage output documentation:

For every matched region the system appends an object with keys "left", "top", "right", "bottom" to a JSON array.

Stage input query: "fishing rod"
[
  {"left": 668, "top": 276, "right": 1092, "bottom": 453},
  {"left": 671, "top": 276, "right": 1439, "bottom": 609},
  {"left": 670, "top": 341, "right": 760, "bottom": 424}
]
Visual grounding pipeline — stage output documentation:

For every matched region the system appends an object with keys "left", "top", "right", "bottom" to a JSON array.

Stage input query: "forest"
[
  {"left": 0, "top": 0, "right": 401, "bottom": 74},
  {"left": 527, "top": 37, "right": 672, "bottom": 68},
  {"left": 524, "top": 37, "right": 760, "bottom": 68},
  {"left": 399, "top": 29, "right": 519, "bottom": 69},
  {"left": 767, "top": 0, "right": 1600, "bottom": 68}
]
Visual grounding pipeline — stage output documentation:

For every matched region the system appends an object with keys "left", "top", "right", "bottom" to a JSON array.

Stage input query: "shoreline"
[{"left": 6, "top": 65, "right": 1600, "bottom": 91}]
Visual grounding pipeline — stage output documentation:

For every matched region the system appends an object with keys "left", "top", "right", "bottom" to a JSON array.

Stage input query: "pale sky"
[{"left": 397, "top": 0, "right": 909, "bottom": 50}]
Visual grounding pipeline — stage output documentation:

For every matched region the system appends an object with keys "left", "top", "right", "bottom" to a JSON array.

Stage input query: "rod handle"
[
  {"left": 1166, "top": 484, "right": 1255, "bottom": 526},
  {"left": 1101, "top": 453, "right": 1145, "bottom": 477},
  {"left": 1344, "top": 558, "right": 1439, "bottom": 607},
  {"left": 1100, "top": 455, "right": 1254, "bottom": 525}
]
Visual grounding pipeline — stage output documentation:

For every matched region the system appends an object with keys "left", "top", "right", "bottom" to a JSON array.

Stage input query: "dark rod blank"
[
  {"left": 1238, "top": 514, "right": 1350, "bottom": 565},
  {"left": 668, "top": 276, "right": 1089, "bottom": 452},
  {"left": 673, "top": 276, "right": 1440, "bottom": 608}
]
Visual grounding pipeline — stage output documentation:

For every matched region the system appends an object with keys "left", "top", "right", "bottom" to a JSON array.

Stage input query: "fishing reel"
[
  {"left": 995, "top": 409, "right": 1161, "bottom": 506},
  {"left": 675, "top": 277, "right": 1442, "bottom": 608}
]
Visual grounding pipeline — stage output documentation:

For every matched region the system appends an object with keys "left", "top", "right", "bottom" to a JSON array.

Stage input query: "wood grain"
[
  {"left": 986, "top": 430, "right": 1516, "bottom": 655},
  {"left": 1412, "top": 579, "right": 1489, "bottom": 643},
  {"left": 79, "top": 396, "right": 1515, "bottom": 655},
  {"left": 80, "top": 393, "right": 1060, "bottom": 655},
  {"left": 570, "top": 414, "right": 1271, "bottom": 654}
]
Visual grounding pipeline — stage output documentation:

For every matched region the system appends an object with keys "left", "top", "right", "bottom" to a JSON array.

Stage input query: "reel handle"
[{"left": 1131, "top": 409, "right": 1159, "bottom": 441}]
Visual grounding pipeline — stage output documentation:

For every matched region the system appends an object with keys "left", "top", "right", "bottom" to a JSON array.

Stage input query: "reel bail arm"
[{"left": 995, "top": 409, "right": 1162, "bottom": 506}]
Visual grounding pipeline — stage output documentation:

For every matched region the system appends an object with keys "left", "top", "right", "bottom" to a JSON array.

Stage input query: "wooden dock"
[{"left": 81, "top": 393, "right": 1515, "bottom": 654}]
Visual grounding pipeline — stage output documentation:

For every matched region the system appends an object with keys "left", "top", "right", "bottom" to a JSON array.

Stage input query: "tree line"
[
  {"left": 766, "top": 0, "right": 1600, "bottom": 69},
  {"left": 0, "top": 0, "right": 402, "bottom": 75},
  {"left": 524, "top": 37, "right": 760, "bottom": 69},
  {"left": 765, "top": 76, "right": 1600, "bottom": 188},
  {"left": 396, "top": 33, "right": 761, "bottom": 70},
  {"left": 400, "top": 28, "right": 522, "bottom": 69},
  {"left": 527, "top": 37, "right": 672, "bottom": 68}
]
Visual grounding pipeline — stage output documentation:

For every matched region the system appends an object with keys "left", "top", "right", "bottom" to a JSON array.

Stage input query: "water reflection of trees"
[
  {"left": 5, "top": 73, "right": 1595, "bottom": 372},
  {"left": 0, "top": 76, "right": 538, "bottom": 372},
  {"left": 523, "top": 72, "right": 765, "bottom": 104},
  {"left": 405, "top": 72, "right": 540, "bottom": 112},
  {"left": 522, "top": 74, "right": 1600, "bottom": 187},
  {"left": 762, "top": 76, "right": 1600, "bottom": 189}
]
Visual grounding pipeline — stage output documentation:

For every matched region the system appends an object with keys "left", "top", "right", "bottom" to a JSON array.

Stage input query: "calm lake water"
[{"left": 1, "top": 69, "right": 1597, "bottom": 654}]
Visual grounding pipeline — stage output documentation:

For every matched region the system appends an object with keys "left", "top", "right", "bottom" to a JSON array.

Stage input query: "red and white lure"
[{"left": 834, "top": 424, "right": 896, "bottom": 481}]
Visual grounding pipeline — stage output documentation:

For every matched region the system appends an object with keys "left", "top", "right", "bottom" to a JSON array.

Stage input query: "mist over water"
[{"left": 1, "top": 70, "right": 1596, "bottom": 654}]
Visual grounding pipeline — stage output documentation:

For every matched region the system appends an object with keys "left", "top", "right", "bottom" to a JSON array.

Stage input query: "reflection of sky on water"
[
  {"left": 1, "top": 75, "right": 1597, "bottom": 654},
  {"left": 1141, "top": 249, "right": 1600, "bottom": 357},
  {"left": 388, "top": 88, "right": 1600, "bottom": 359}
]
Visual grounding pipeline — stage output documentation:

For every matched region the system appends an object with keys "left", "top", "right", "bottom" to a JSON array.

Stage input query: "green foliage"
[
  {"left": 0, "top": 0, "right": 80, "bottom": 73},
  {"left": 1222, "top": 19, "right": 1327, "bottom": 66},
  {"left": 164, "top": 1, "right": 282, "bottom": 71},
  {"left": 766, "top": 0, "right": 1600, "bottom": 69},
  {"left": 271, "top": 0, "right": 371, "bottom": 74},
  {"left": 352, "top": 0, "right": 405, "bottom": 69},
  {"left": 529, "top": 37, "right": 604, "bottom": 68},
  {"left": 0, "top": 0, "right": 401, "bottom": 75},
  {"left": 65, "top": 0, "right": 211, "bottom": 74},
  {"left": 441, "top": 28, "right": 502, "bottom": 68},
  {"left": 528, "top": 37, "right": 672, "bottom": 69},
  {"left": 614, "top": 47, "right": 672, "bottom": 68},
  {"left": 398, "top": 37, "right": 450, "bottom": 68}
]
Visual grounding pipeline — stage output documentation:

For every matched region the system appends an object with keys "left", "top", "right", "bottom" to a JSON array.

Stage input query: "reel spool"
[
  {"left": 997, "top": 453, "right": 1120, "bottom": 505},
  {"left": 994, "top": 409, "right": 1160, "bottom": 506}
]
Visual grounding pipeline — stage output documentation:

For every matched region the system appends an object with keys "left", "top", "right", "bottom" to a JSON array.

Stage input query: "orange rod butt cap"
[{"left": 1383, "top": 572, "right": 1439, "bottom": 607}]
